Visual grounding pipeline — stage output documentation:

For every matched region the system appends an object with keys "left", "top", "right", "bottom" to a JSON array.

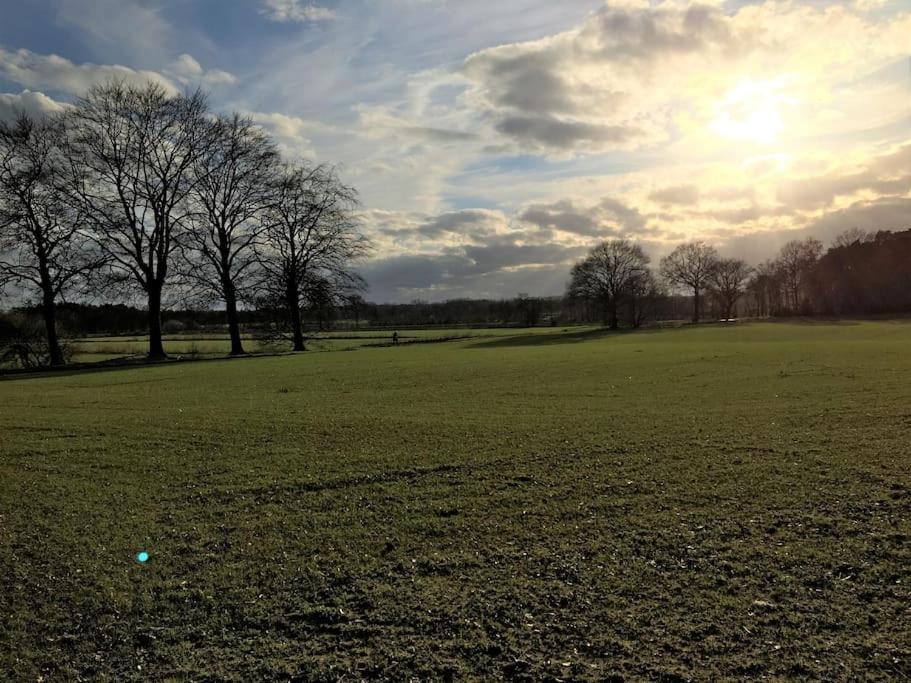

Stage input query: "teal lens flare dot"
[{"left": 136, "top": 551, "right": 149, "bottom": 563}]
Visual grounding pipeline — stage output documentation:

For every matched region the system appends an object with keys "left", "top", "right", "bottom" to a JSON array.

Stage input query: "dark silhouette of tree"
[
  {"left": 256, "top": 163, "right": 369, "bottom": 351},
  {"left": 625, "top": 269, "right": 665, "bottom": 328},
  {"left": 0, "top": 114, "right": 99, "bottom": 366},
  {"left": 181, "top": 113, "right": 278, "bottom": 355},
  {"left": 709, "top": 258, "right": 751, "bottom": 320},
  {"left": 831, "top": 228, "right": 871, "bottom": 250},
  {"left": 63, "top": 81, "right": 213, "bottom": 360},
  {"left": 746, "top": 260, "right": 783, "bottom": 317},
  {"left": 660, "top": 241, "right": 719, "bottom": 323},
  {"left": 812, "top": 230, "right": 911, "bottom": 314},
  {"left": 515, "top": 293, "right": 543, "bottom": 327},
  {"left": 776, "top": 238, "right": 823, "bottom": 313},
  {"left": 568, "top": 239, "right": 650, "bottom": 329}
]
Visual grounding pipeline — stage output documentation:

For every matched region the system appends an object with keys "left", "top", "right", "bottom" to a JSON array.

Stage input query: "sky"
[{"left": 0, "top": 0, "right": 909, "bottom": 303}]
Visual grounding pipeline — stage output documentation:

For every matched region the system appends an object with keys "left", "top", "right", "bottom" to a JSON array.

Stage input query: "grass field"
[
  {"left": 68, "top": 327, "right": 586, "bottom": 363},
  {"left": 1, "top": 321, "right": 909, "bottom": 680}
]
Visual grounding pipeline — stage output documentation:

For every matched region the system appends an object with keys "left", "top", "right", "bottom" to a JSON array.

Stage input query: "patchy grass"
[
  {"left": 69, "top": 327, "right": 593, "bottom": 363},
  {"left": 1, "top": 321, "right": 909, "bottom": 680}
]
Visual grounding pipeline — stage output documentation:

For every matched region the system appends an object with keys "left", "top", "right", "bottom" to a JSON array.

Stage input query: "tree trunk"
[
  {"left": 287, "top": 280, "right": 305, "bottom": 352},
  {"left": 147, "top": 284, "right": 167, "bottom": 360},
  {"left": 223, "top": 278, "right": 245, "bottom": 356},
  {"left": 608, "top": 297, "right": 619, "bottom": 330},
  {"left": 693, "top": 287, "right": 701, "bottom": 323},
  {"left": 40, "top": 286, "right": 64, "bottom": 367}
]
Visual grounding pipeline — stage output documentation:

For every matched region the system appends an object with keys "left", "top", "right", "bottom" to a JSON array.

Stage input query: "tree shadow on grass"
[
  {"left": 467, "top": 323, "right": 710, "bottom": 349},
  {"left": 468, "top": 327, "right": 621, "bottom": 349}
]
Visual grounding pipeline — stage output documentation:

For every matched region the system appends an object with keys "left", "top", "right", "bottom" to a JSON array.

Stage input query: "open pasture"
[
  {"left": 1, "top": 321, "right": 909, "bottom": 679},
  {"left": 67, "top": 327, "right": 590, "bottom": 363}
]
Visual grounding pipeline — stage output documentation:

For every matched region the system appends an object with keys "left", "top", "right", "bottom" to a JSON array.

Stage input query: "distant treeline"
[
  {"left": 566, "top": 228, "right": 911, "bottom": 329},
  {"left": 3, "top": 228, "right": 908, "bottom": 349},
  {"left": 759, "top": 229, "right": 911, "bottom": 316}
]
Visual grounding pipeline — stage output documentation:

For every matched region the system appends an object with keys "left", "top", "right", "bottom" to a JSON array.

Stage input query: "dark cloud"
[
  {"left": 418, "top": 210, "right": 502, "bottom": 239},
  {"left": 494, "top": 115, "right": 643, "bottom": 150},
  {"left": 401, "top": 126, "right": 479, "bottom": 143},
  {"left": 599, "top": 197, "right": 648, "bottom": 233},
  {"left": 358, "top": 237, "right": 587, "bottom": 302},
  {"left": 807, "top": 196, "right": 911, "bottom": 239},
  {"left": 461, "top": 2, "right": 739, "bottom": 153},
  {"left": 719, "top": 196, "right": 911, "bottom": 263},
  {"left": 374, "top": 209, "right": 506, "bottom": 242},
  {"left": 460, "top": 239, "right": 587, "bottom": 275},
  {"left": 518, "top": 197, "right": 647, "bottom": 236},
  {"left": 519, "top": 201, "right": 599, "bottom": 236},
  {"left": 649, "top": 184, "right": 700, "bottom": 206},
  {"left": 589, "top": 3, "right": 733, "bottom": 63}
]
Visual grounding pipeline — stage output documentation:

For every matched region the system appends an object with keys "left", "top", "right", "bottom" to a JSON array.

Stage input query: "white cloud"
[
  {"left": 260, "top": 0, "right": 335, "bottom": 23},
  {"left": 167, "top": 54, "right": 237, "bottom": 87},
  {"left": 0, "top": 46, "right": 176, "bottom": 96},
  {"left": 246, "top": 110, "right": 324, "bottom": 160},
  {"left": 0, "top": 90, "right": 68, "bottom": 123}
]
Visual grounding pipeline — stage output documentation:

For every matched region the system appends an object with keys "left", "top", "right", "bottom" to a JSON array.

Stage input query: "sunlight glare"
[{"left": 712, "top": 78, "right": 795, "bottom": 145}]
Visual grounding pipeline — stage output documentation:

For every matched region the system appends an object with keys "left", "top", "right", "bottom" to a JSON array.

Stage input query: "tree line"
[
  {"left": 567, "top": 228, "right": 911, "bottom": 328},
  {"left": 4, "top": 226, "right": 906, "bottom": 364},
  {"left": 2, "top": 82, "right": 908, "bottom": 368},
  {"left": 0, "top": 81, "right": 368, "bottom": 366}
]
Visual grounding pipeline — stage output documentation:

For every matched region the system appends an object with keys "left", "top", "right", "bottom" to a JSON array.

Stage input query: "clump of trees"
[
  {"left": 567, "top": 229, "right": 911, "bottom": 328},
  {"left": 567, "top": 239, "right": 662, "bottom": 329},
  {"left": 0, "top": 80, "right": 369, "bottom": 367},
  {"left": 0, "top": 115, "right": 99, "bottom": 365}
]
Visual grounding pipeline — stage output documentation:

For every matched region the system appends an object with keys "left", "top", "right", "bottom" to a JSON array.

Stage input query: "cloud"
[
  {"left": 167, "top": 54, "right": 236, "bottom": 87},
  {"left": 459, "top": 2, "right": 738, "bottom": 153},
  {"left": 52, "top": 0, "right": 175, "bottom": 64},
  {"left": 358, "top": 196, "right": 659, "bottom": 301},
  {"left": 358, "top": 238, "right": 588, "bottom": 302},
  {"left": 260, "top": 0, "right": 335, "bottom": 23},
  {"left": 807, "top": 196, "right": 911, "bottom": 241},
  {"left": 457, "top": 1, "right": 911, "bottom": 155},
  {"left": 356, "top": 106, "right": 478, "bottom": 145},
  {"left": 493, "top": 115, "right": 645, "bottom": 151},
  {"left": 777, "top": 144, "right": 911, "bottom": 209},
  {"left": 246, "top": 110, "right": 324, "bottom": 159},
  {"left": 415, "top": 209, "right": 507, "bottom": 240},
  {"left": 0, "top": 46, "right": 176, "bottom": 96},
  {"left": 716, "top": 196, "right": 911, "bottom": 264},
  {"left": 649, "top": 185, "right": 700, "bottom": 206},
  {"left": 519, "top": 196, "right": 648, "bottom": 237},
  {"left": 0, "top": 90, "right": 67, "bottom": 123}
]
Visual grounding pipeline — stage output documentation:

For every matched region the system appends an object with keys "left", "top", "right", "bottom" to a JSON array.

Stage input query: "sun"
[{"left": 712, "top": 78, "right": 794, "bottom": 145}]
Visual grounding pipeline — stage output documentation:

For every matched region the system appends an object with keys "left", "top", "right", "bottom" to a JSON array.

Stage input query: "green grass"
[
  {"left": 69, "top": 327, "right": 592, "bottom": 363},
  {"left": 1, "top": 321, "right": 909, "bottom": 679}
]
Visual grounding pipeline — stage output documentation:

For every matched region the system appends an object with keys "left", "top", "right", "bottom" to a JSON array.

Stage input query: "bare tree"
[
  {"left": 626, "top": 268, "right": 665, "bottom": 328},
  {"left": 776, "top": 238, "right": 823, "bottom": 313},
  {"left": 256, "top": 163, "right": 370, "bottom": 351},
  {"left": 0, "top": 114, "right": 98, "bottom": 366},
  {"left": 660, "top": 241, "right": 719, "bottom": 323},
  {"left": 567, "top": 239, "right": 650, "bottom": 329},
  {"left": 181, "top": 114, "right": 278, "bottom": 355},
  {"left": 710, "top": 258, "right": 752, "bottom": 320},
  {"left": 747, "top": 260, "right": 782, "bottom": 317},
  {"left": 832, "top": 228, "right": 871, "bottom": 250},
  {"left": 63, "top": 81, "right": 213, "bottom": 360}
]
